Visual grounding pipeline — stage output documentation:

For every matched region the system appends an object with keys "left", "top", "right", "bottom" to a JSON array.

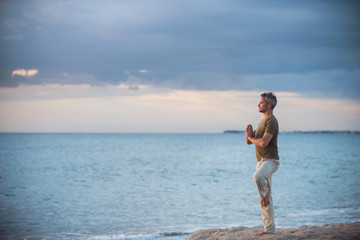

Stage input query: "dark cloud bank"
[{"left": 0, "top": 0, "right": 359, "bottom": 98}]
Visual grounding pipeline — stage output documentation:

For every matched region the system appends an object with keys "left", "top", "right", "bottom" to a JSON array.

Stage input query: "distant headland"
[
  {"left": 223, "top": 130, "right": 245, "bottom": 134},
  {"left": 223, "top": 130, "right": 360, "bottom": 134}
]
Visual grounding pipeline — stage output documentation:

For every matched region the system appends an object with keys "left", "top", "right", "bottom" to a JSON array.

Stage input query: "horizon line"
[{"left": 1, "top": 130, "right": 359, "bottom": 134}]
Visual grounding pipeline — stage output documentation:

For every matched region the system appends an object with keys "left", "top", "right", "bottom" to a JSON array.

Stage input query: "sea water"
[{"left": 0, "top": 133, "right": 359, "bottom": 239}]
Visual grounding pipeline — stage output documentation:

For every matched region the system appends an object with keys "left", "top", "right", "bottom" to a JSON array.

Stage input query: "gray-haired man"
[{"left": 246, "top": 92, "right": 280, "bottom": 236}]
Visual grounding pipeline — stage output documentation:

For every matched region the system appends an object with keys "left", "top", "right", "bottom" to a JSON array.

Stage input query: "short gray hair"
[{"left": 261, "top": 92, "right": 277, "bottom": 109}]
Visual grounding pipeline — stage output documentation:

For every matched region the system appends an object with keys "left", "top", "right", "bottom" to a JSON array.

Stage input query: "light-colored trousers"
[{"left": 253, "top": 158, "right": 280, "bottom": 234}]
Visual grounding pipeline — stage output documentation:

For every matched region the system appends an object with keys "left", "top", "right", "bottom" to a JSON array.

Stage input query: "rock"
[{"left": 186, "top": 222, "right": 360, "bottom": 240}]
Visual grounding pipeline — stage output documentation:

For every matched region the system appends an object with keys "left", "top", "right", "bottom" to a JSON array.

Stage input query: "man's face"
[{"left": 258, "top": 97, "right": 269, "bottom": 113}]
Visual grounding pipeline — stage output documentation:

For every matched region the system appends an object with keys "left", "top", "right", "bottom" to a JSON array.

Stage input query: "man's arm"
[
  {"left": 246, "top": 136, "right": 253, "bottom": 145},
  {"left": 247, "top": 132, "right": 273, "bottom": 148}
]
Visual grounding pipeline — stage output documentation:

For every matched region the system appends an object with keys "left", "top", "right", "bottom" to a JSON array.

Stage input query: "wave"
[{"left": 8, "top": 231, "right": 192, "bottom": 240}]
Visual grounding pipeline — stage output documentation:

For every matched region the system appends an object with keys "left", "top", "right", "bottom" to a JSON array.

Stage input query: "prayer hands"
[{"left": 246, "top": 124, "right": 254, "bottom": 138}]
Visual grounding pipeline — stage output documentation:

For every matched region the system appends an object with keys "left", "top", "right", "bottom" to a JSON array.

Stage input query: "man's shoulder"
[
  {"left": 267, "top": 115, "right": 278, "bottom": 124},
  {"left": 265, "top": 116, "right": 279, "bottom": 130},
  {"left": 264, "top": 115, "right": 278, "bottom": 124}
]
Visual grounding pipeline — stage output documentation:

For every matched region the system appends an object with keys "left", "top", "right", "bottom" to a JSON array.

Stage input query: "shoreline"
[{"left": 186, "top": 221, "right": 360, "bottom": 240}]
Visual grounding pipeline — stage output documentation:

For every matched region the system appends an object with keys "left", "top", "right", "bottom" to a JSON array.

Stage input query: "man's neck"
[{"left": 263, "top": 110, "right": 273, "bottom": 119}]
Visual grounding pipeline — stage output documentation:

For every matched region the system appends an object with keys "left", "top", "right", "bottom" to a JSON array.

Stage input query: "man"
[{"left": 246, "top": 92, "right": 280, "bottom": 236}]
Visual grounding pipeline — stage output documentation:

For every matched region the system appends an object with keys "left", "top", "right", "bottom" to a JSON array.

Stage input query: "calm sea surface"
[{"left": 1, "top": 133, "right": 360, "bottom": 239}]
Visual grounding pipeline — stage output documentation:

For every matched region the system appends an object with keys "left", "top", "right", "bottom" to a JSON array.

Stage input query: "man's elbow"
[{"left": 260, "top": 142, "right": 269, "bottom": 148}]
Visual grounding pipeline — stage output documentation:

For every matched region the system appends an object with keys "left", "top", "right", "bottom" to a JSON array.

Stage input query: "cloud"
[
  {"left": 0, "top": 85, "right": 359, "bottom": 132},
  {"left": 11, "top": 69, "right": 27, "bottom": 77},
  {"left": 128, "top": 86, "right": 139, "bottom": 91},
  {"left": 11, "top": 69, "right": 39, "bottom": 77},
  {"left": 0, "top": 1, "right": 359, "bottom": 99},
  {"left": 0, "top": 82, "right": 157, "bottom": 101}
]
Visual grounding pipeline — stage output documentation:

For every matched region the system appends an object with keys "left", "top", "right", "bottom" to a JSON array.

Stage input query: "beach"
[{"left": 186, "top": 221, "right": 360, "bottom": 240}]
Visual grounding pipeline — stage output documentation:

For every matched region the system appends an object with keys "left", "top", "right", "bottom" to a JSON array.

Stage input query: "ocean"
[{"left": 1, "top": 133, "right": 359, "bottom": 240}]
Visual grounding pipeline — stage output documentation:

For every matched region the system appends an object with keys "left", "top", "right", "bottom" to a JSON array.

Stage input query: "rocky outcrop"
[{"left": 186, "top": 222, "right": 360, "bottom": 240}]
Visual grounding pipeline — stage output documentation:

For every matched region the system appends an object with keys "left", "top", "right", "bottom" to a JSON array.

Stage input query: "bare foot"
[
  {"left": 260, "top": 197, "right": 269, "bottom": 207},
  {"left": 254, "top": 231, "right": 274, "bottom": 236}
]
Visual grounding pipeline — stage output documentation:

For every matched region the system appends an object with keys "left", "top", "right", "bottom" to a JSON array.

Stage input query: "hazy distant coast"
[{"left": 224, "top": 130, "right": 360, "bottom": 134}]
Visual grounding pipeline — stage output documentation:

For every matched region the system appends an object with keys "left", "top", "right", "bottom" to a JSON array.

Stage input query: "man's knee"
[{"left": 253, "top": 172, "right": 263, "bottom": 185}]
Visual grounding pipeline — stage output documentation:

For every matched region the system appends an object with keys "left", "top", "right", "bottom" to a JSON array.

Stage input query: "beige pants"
[{"left": 253, "top": 158, "right": 280, "bottom": 233}]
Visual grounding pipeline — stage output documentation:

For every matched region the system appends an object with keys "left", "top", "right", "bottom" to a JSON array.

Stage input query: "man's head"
[{"left": 259, "top": 92, "right": 277, "bottom": 112}]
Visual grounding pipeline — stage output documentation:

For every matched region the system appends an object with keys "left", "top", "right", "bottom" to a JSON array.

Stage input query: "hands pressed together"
[{"left": 246, "top": 124, "right": 255, "bottom": 139}]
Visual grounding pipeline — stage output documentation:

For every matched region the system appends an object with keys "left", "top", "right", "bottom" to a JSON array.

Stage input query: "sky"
[{"left": 0, "top": 0, "right": 359, "bottom": 133}]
